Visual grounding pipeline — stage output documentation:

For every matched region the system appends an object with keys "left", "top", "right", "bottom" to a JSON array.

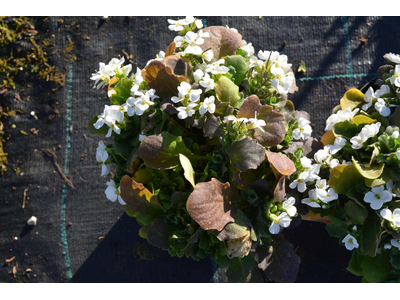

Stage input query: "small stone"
[{"left": 27, "top": 216, "right": 37, "bottom": 226}]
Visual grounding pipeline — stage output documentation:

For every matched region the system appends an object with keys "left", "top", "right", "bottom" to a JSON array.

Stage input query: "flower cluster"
[
  {"left": 88, "top": 17, "right": 313, "bottom": 283},
  {"left": 291, "top": 52, "right": 400, "bottom": 283}
]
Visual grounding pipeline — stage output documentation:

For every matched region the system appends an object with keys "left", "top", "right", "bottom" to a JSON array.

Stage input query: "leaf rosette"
[{"left": 87, "top": 16, "right": 313, "bottom": 283}]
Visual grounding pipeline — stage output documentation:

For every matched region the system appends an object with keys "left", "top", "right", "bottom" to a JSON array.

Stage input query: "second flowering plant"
[
  {"left": 88, "top": 17, "right": 315, "bottom": 282},
  {"left": 289, "top": 52, "right": 400, "bottom": 283}
]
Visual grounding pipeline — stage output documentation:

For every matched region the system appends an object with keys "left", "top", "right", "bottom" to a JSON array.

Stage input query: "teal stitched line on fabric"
[
  {"left": 342, "top": 16, "right": 354, "bottom": 87},
  {"left": 60, "top": 34, "right": 74, "bottom": 282},
  {"left": 298, "top": 73, "right": 376, "bottom": 81}
]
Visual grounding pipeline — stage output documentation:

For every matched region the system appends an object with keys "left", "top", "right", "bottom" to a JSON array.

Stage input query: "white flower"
[
  {"left": 94, "top": 105, "right": 124, "bottom": 137},
  {"left": 199, "top": 73, "right": 214, "bottom": 92},
  {"left": 174, "top": 35, "right": 184, "bottom": 47},
  {"left": 386, "top": 53, "right": 400, "bottom": 64},
  {"left": 96, "top": 141, "right": 110, "bottom": 176},
  {"left": 247, "top": 112, "right": 266, "bottom": 131},
  {"left": 360, "top": 122, "right": 381, "bottom": 140},
  {"left": 134, "top": 92, "right": 157, "bottom": 116},
  {"left": 184, "top": 30, "right": 208, "bottom": 55},
  {"left": 282, "top": 197, "right": 297, "bottom": 217},
  {"left": 90, "top": 63, "right": 115, "bottom": 89},
  {"left": 241, "top": 40, "right": 254, "bottom": 56},
  {"left": 177, "top": 81, "right": 202, "bottom": 102},
  {"left": 375, "top": 98, "right": 392, "bottom": 117},
  {"left": 205, "top": 59, "right": 229, "bottom": 74},
  {"left": 325, "top": 108, "right": 359, "bottom": 131},
  {"left": 248, "top": 56, "right": 263, "bottom": 68},
  {"left": 167, "top": 17, "right": 191, "bottom": 32},
  {"left": 314, "top": 146, "right": 331, "bottom": 164},
  {"left": 315, "top": 179, "right": 328, "bottom": 197},
  {"left": 193, "top": 69, "right": 204, "bottom": 82},
  {"left": 258, "top": 50, "right": 279, "bottom": 61},
  {"left": 350, "top": 135, "right": 364, "bottom": 149},
  {"left": 390, "top": 65, "right": 400, "bottom": 88},
  {"left": 130, "top": 84, "right": 142, "bottom": 97},
  {"left": 177, "top": 103, "right": 198, "bottom": 119},
  {"left": 308, "top": 164, "right": 321, "bottom": 181},
  {"left": 300, "top": 157, "right": 312, "bottom": 169},
  {"left": 375, "top": 84, "right": 391, "bottom": 98},
  {"left": 293, "top": 117, "right": 312, "bottom": 140},
  {"left": 105, "top": 180, "right": 126, "bottom": 205},
  {"left": 342, "top": 234, "right": 359, "bottom": 251},
  {"left": 397, "top": 150, "right": 400, "bottom": 160},
  {"left": 269, "top": 212, "right": 291, "bottom": 234},
  {"left": 364, "top": 186, "right": 393, "bottom": 210},
  {"left": 271, "top": 64, "right": 294, "bottom": 95},
  {"left": 362, "top": 86, "right": 375, "bottom": 111},
  {"left": 380, "top": 208, "right": 400, "bottom": 227},
  {"left": 108, "top": 57, "right": 125, "bottom": 69},
  {"left": 386, "top": 180, "right": 400, "bottom": 197},
  {"left": 199, "top": 96, "right": 216, "bottom": 115},
  {"left": 200, "top": 49, "right": 214, "bottom": 62},
  {"left": 384, "top": 244, "right": 392, "bottom": 250},
  {"left": 392, "top": 130, "right": 399, "bottom": 140},
  {"left": 301, "top": 189, "right": 321, "bottom": 208},
  {"left": 171, "top": 93, "right": 186, "bottom": 104},
  {"left": 391, "top": 239, "right": 400, "bottom": 250},
  {"left": 289, "top": 171, "right": 312, "bottom": 193},
  {"left": 133, "top": 68, "right": 144, "bottom": 85},
  {"left": 329, "top": 159, "right": 340, "bottom": 169},
  {"left": 319, "top": 187, "right": 339, "bottom": 203}
]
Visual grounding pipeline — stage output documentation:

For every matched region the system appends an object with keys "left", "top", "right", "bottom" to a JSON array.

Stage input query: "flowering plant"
[
  {"left": 290, "top": 53, "right": 400, "bottom": 282},
  {"left": 88, "top": 16, "right": 314, "bottom": 283}
]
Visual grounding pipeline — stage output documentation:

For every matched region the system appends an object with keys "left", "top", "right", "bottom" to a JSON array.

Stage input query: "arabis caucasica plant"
[
  {"left": 88, "top": 16, "right": 313, "bottom": 283},
  {"left": 290, "top": 53, "right": 400, "bottom": 283}
]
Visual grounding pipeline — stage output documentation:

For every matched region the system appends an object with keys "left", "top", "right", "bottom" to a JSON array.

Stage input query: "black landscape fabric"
[{"left": 1, "top": 16, "right": 400, "bottom": 283}]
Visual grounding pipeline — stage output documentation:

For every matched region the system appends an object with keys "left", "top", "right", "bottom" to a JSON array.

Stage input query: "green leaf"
[
  {"left": 328, "top": 164, "right": 364, "bottom": 194},
  {"left": 113, "top": 139, "right": 133, "bottom": 160},
  {"left": 352, "top": 157, "right": 385, "bottom": 180},
  {"left": 147, "top": 218, "right": 171, "bottom": 250},
  {"left": 224, "top": 55, "right": 249, "bottom": 85},
  {"left": 347, "top": 250, "right": 365, "bottom": 276},
  {"left": 332, "top": 120, "right": 359, "bottom": 139},
  {"left": 340, "top": 89, "right": 364, "bottom": 110},
  {"left": 139, "top": 132, "right": 193, "bottom": 170},
  {"left": 226, "top": 137, "right": 266, "bottom": 171},
  {"left": 111, "top": 78, "right": 133, "bottom": 105},
  {"left": 344, "top": 201, "right": 368, "bottom": 225},
  {"left": 226, "top": 253, "right": 263, "bottom": 283},
  {"left": 360, "top": 217, "right": 381, "bottom": 257},
  {"left": 214, "top": 76, "right": 241, "bottom": 108},
  {"left": 364, "top": 170, "right": 391, "bottom": 187},
  {"left": 361, "top": 252, "right": 390, "bottom": 283},
  {"left": 87, "top": 115, "right": 109, "bottom": 135},
  {"left": 179, "top": 153, "right": 195, "bottom": 188},
  {"left": 390, "top": 251, "right": 400, "bottom": 270},
  {"left": 325, "top": 223, "right": 346, "bottom": 238}
]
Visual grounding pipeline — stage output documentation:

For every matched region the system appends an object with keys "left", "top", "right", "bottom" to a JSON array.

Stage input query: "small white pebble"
[
  {"left": 27, "top": 216, "right": 37, "bottom": 226},
  {"left": 30, "top": 111, "right": 35, "bottom": 116},
  {"left": 14, "top": 237, "right": 18, "bottom": 241},
  {"left": 19, "top": 67, "right": 23, "bottom": 71}
]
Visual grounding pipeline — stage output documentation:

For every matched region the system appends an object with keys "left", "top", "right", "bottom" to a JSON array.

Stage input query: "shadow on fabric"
[{"left": 72, "top": 213, "right": 215, "bottom": 283}]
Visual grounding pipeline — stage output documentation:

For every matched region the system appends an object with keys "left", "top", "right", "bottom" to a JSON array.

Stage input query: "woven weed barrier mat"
[{"left": 1, "top": 16, "right": 400, "bottom": 283}]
